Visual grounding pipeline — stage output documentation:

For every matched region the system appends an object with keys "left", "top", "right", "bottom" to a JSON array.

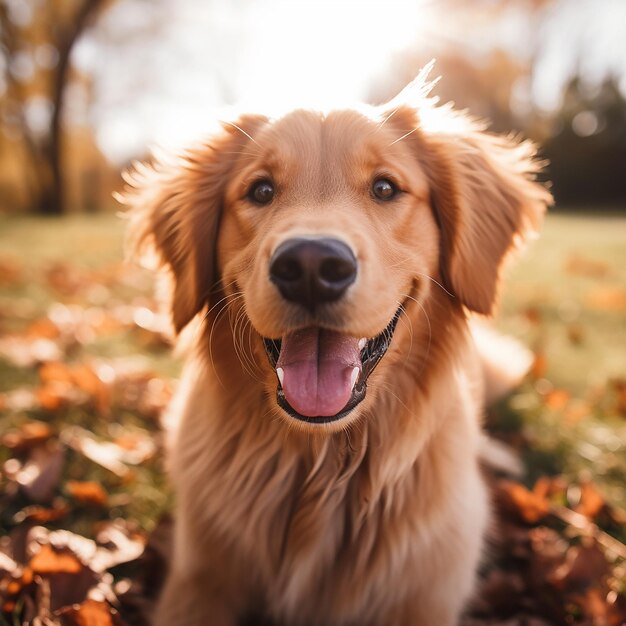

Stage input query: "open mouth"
[{"left": 263, "top": 307, "right": 401, "bottom": 424}]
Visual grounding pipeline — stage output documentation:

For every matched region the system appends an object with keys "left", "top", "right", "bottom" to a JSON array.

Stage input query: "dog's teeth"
[
  {"left": 350, "top": 367, "right": 360, "bottom": 391},
  {"left": 358, "top": 338, "right": 367, "bottom": 350},
  {"left": 276, "top": 367, "right": 284, "bottom": 386}
]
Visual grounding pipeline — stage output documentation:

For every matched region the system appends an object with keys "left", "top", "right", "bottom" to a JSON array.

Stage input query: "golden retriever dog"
[{"left": 122, "top": 70, "right": 551, "bottom": 626}]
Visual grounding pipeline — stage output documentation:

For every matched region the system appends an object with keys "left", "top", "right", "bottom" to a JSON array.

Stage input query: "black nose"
[{"left": 269, "top": 238, "right": 357, "bottom": 310}]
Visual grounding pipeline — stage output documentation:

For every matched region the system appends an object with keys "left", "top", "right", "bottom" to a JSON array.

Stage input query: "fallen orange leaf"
[
  {"left": 37, "top": 361, "right": 111, "bottom": 415},
  {"left": 565, "top": 255, "right": 610, "bottom": 279},
  {"left": 531, "top": 351, "right": 547, "bottom": 379},
  {"left": 40, "top": 361, "right": 74, "bottom": 386},
  {"left": 0, "top": 257, "right": 22, "bottom": 286},
  {"left": 25, "top": 317, "right": 60, "bottom": 339},
  {"left": 544, "top": 389, "right": 570, "bottom": 410},
  {"left": 585, "top": 287, "right": 626, "bottom": 312},
  {"left": 1, "top": 421, "right": 53, "bottom": 452},
  {"left": 523, "top": 306, "right": 543, "bottom": 325},
  {"left": 29, "top": 544, "right": 82, "bottom": 575},
  {"left": 13, "top": 501, "right": 70, "bottom": 524},
  {"left": 575, "top": 481, "right": 606, "bottom": 520},
  {"left": 497, "top": 480, "right": 550, "bottom": 524},
  {"left": 531, "top": 475, "right": 567, "bottom": 502},
  {"left": 66, "top": 481, "right": 107, "bottom": 506},
  {"left": 57, "top": 599, "right": 117, "bottom": 626}
]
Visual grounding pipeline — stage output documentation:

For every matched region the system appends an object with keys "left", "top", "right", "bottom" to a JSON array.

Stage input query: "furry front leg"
[
  {"left": 153, "top": 506, "right": 248, "bottom": 626},
  {"left": 381, "top": 582, "right": 471, "bottom": 626},
  {"left": 377, "top": 470, "right": 489, "bottom": 626},
  {"left": 373, "top": 546, "right": 483, "bottom": 626},
  {"left": 153, "top": 570, "right": 239, "bottom": 626},
  {"left": 385, "top": 603, "right": 461, "bottom": 626}
]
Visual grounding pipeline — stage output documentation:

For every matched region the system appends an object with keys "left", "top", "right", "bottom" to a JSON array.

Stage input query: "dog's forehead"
[{"left": 257, "top": 108, "right": 402, "bottom": 165}]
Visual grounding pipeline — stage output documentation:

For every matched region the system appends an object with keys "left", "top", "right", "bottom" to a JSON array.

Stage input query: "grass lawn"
[
  {"left": 0, "top": 213, "right": 175, "bottom": 535},
  {"left": 0, "top": 209, "right": 625, "bottom": 533},
  {"left": 496, "top": 212, "right": 626, "bottom": 509}
]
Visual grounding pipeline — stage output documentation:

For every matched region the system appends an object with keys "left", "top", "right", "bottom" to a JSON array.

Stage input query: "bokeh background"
[
  {"left": 1, "top": 0, "right": 626, "bottom": 214},
  {"left": 0, "top": 2, "right": 625, "bottom": 625}
]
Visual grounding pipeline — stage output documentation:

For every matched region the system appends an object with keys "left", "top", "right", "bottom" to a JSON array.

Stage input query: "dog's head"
[{"left": 123, "top": 76, "right": 551, "bottom": 432}]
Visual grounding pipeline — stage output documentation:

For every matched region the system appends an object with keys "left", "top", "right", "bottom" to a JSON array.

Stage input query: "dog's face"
[
  {"left": 217, "top": 109, "right": 440, "bottom": 425},
  {"left": 124, "top": 87, "right": 550, "bottom": 433}
]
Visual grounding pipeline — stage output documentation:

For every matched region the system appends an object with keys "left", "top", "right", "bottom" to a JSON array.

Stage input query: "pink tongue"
[{"left": 277, "top": 328, "right": 361, "bottom": 418}]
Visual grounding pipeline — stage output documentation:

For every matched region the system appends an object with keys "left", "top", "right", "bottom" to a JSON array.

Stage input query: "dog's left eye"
[
  {"left": 248, "top": 180, "right": 275, "bottom": 205},
  {"left": 372, "top": 178, "right": 398, "bottom": 201}
]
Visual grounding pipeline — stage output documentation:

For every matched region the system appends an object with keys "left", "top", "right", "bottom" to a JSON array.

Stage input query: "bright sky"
[
  {"left": 234, "top": 0, "right": 436, "bottom": 108},
  {"left": 74, "top": 0, "right": 626, "bottom": 164},
  {"left": 84, "top": 0, "right": 442, "bottom": 162}
]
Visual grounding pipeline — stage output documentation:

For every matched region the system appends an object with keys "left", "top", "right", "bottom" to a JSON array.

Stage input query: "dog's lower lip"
[{"left": 263, "top": 307, "right": 402, "bottom": 424}]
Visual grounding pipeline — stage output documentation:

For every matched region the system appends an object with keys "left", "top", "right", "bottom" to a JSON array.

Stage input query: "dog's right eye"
[
  {"left": 372, "top": 177, "right": 399, "bottom": 201},
  {"left": 248, "top": 180, "right": 275, "bottom": 205}
]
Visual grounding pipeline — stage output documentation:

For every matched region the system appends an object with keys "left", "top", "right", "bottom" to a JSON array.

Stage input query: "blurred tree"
[
  {"left": 542, "top": 76, "right": 626, "bottom": 206},
  {"left": 0, "top": 0, "right": 111, "bottom": 215},
  {"left": 368, "top": 0, "right": 556, "bottom": 131}
]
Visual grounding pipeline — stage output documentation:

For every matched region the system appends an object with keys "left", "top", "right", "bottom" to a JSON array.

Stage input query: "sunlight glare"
[
  {"left": 91, "top": 0, "right": 441, "bottom": 162},
  {"left": 237, "top": 0, "right": 437, "bottom": 113}
]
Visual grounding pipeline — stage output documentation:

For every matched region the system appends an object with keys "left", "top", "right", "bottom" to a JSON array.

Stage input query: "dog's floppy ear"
[
  {"left": 120, "top": 115, "right": 267, "bottom": 333},
  {"left": 422, "top": 121, "right": 551, "bottom": 315},
  {"left": 389, "top": 96, "right": 552, "bottom": 315}
]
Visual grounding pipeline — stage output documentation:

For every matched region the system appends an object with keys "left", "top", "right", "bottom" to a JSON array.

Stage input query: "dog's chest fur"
[{"left": 168, "top": 340, "right": 486, "bottom": 625}]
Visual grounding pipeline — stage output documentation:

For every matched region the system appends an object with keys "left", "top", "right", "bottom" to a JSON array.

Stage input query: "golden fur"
[{"left": 122, "top": 74, "right": 551, "bottom": 626}]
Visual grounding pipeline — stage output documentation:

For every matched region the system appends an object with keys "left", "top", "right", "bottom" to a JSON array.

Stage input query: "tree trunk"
[{"left": 38, "top": 0, "right": 105, "bottom": 216}]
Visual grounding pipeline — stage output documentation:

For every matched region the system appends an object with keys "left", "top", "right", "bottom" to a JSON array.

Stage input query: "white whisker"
[
  {"left": 223, "top": 121, "right": 262, "bottom": 148},
  {"left": 229, "top": 301, "right": 263, "bottom": 382},
  {"left": 207, "top": 292, "right": 245, "bottom": 387},
  {"left": 396, "top": 301, "right": 414, "bottom": 365},
  {"left": 377, "top": 105, "right": 401, "bottom": 130},
  {"left": 401, "top": 292, "right": 432, "bottom": 381},
  {"left": 389, "top": 127, "right": 418, "bottom": 146},
  {"left": 414, "top": 271, "right": 455, "bottom": 298}
]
